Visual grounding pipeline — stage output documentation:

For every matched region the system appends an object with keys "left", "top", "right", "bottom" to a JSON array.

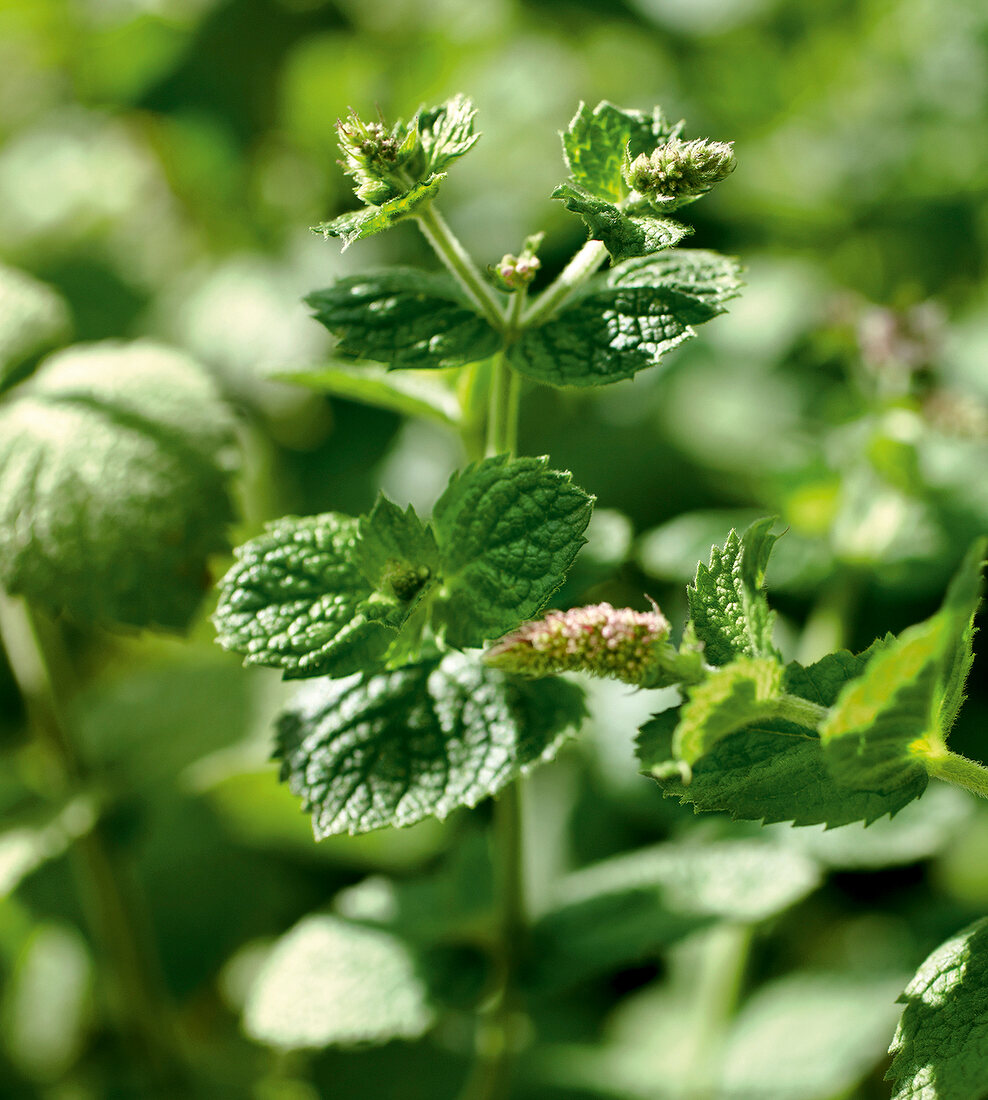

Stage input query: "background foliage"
[{"left": 0, "top": 0, "right": 987, "bottom": 1096}]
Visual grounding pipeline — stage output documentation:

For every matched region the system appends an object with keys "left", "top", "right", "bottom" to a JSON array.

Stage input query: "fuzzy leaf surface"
[
  {"left": 551, "top": 183, "right": 690, "bottom": 262},
  {"left": 888, "top": 916, "right": 988, "bottom": 1100},
  {"left": 0, "top": 341, "right": 236, "bottom": 630},
  {"left": 213, "top": 514, "right": 397, "bottom": 679},
  {"left": 354, "top": 496, "right": 439, "bottom": 601},
  {"left": 306, "top": 269, "right": 500, "bottom": 371},
  {"left": 687, "top": 517, "right": 780, "bottom": 667},
  {"left": 784, "top": 637, "right": 895, "bottom": 707},
  {"left": 507, "top": 250, "right": 741, "bottom": 388},
  {"left": 418, "top": 94, "right": 480, "bottom": 175},
  {"left": 430, "top": 455, "right": 594, "bottom": 647},
  {"left": 244, "top": 914, "right": 432, "bottom": 1049},
  {"left": 313, "top": 175, "right": 444, "bottom": 250},
  {"left": 562, "top": 101, "right": 681, "bottom": 203},
  {"left": 674, "top": 657, "right": 784, "bottom": 764},
  {"left": 0, "top": 263, "right": 70, "bottom": 391},
  {"left": 275, "top": 652, "right": 586, "bottom": 836}
]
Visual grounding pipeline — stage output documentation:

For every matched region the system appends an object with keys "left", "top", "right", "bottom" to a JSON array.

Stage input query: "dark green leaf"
[
  {"left": 275, "top": 652, "right": 586, "bottom": 836},
  {"left": 888, "top": 916, "right": 988, "bottom": 1100},
  {"left": 430, "top": 455, "right": 594, "bottom": 647},
  {"left": 354, "top": 496, "right": 439, "bottom": 605},
  {"left": 313, "top": 174, "right": 445, "bottom": 250},
  {"left": 783, "top": 637, "right": 895, "bottom": 707},
  {"left": 507, "top": 250, "right": 742, "bottom": 387},
  {"left": 552, "top": 182, "right": 690, "bottom": 262},
  {"left": 687, "top": 517, "right": 780, "bottom": 667},
  {"left": 0, "top": 341, "right": 237, "bottom": 630},
  {"left": 306, "top": 269, "right": 501, "bottom": 371}
]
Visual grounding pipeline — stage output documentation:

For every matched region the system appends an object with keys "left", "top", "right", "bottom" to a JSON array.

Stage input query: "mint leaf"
[
  {"left": 272, "top": 362, "right": 461, "bottom": 427},
  {"left": 275, "top": 652, "right": 586, "bottom": 836},
  {"left": 213, "top": 513, "right": 397, "bottom": 679},
  {"left": 937, "top": 537, "right": 987, "bottom": 735},
  {"left": 552, "top": 182, "right": 690, "bottom": 262},
  {"left": 0, "top": 263, "right": 70, "bottom": 392},
  {"left": 821, "top": 619, "right": 943, "bottom": 801},
  {"left": 687, "top": 517, "right": 780, "bottom": 667},
  {"left": 244, "top": 914, "right": 433, "bottom": 1049},
  {"left": 313, "top": 174, "right": 445, "bottom": 250},
  {"left": 673, "top": 656, "right": 784, "bottom": 764},
  {"left": 562, "top": 101, "right": 682, "bottom": 204},
  {"left": 638, "top": 707, "right": 925, "bottom": 828},
  {"left": 0, "top": 341, "right": 237, "bottom": 630},
  {"left": 354, "top": 496, "right": 439, "bottom": 605},
  {"left": 888, "top": 917, "right": 988, "bottom": 1100},
  {"left": 783, "top": 637, "right": 895, "bottom": 706},
  {"left": 507, "top": 249, "right": 742, "bottom": 388},
  {"left": 430, "top": 455, "right": 594, "bottom": 647},
  {"left": 418, "top": 94, "right": 480, "bottom": 175},
  {"left": 306, "top": 269, "right": 501, "bottom": 371}
]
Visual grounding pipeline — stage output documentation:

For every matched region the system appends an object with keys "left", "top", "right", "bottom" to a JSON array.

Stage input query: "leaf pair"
[{"left": 213, "top": 454, "right": 595, "bottom": 679}]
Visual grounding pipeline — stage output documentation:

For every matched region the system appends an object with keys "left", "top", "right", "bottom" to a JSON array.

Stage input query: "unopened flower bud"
[
  {"left": 491, "top": 232, "right": 544, "bottom": 293},
  {"left": 336, "top": 110, "right": 425, "bottom": 206},
  {"left": 623, "top": 137, "right": 736, "bottom": 209},
  {"left": 485, "top": 601, "right": 670, "bottom": 685}
]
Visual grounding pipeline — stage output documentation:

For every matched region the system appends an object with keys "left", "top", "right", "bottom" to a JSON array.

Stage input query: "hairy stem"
[
  {"left": 775, "top": 693, "right": 829, "bottom": 730},
  {"left": 415, "top": 204, "right": 507, "bottom": 331},
  {"left": 486, "top": 292, "right": 525, "bottom": 458},
  {"left": 0, "top": 592, "right": 187, "bottom": 1091},
  {"left": 924, "top": 749, "right": 988, "bottom": 801},
  {"left": 521, "top": 239, "right": 608, "bottom": 327}
]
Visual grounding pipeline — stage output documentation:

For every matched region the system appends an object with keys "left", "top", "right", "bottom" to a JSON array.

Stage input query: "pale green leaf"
[
  {"left": 0, "top": 263, "right": 70, "bottom": 392},
  {"left": 244, "top": 914, "right": 433, "bottom": 1049},
  {"left": 507, "top": 250, "right": 742, "bottom": 388},
  {"left": 213, "top": 513, "right": 398, "bottom": 679},
  {"left": 687, "top": 518, "right": 780, "bottom": 667},
  {"left": 305, "top": 269, "right": 501, "bottom": 371},
  {"left": 937, "top": 537, "right": 987, "bottom": 736},
  {"left": 561, "top": 101, "right": 682, "bottom": 203},
  {"left": 275, "top": 652, "right": 586, "bottom": 836},
  {"left": 551, "top": 183, "right": 690, "bottom": 262},
  {"left": 673, "top": 656, "right": 784, "bottom": 764},
  {"left": 418, "top": 94, "right": 480, "bottom": 175},
  {"left": 888, "top": 916, "right": 988, "bottom": 1100},
  {"left": 271, "top": 363, "right": 461, "bottom": 427},
  {"left": 0, "top": 341, "right": 237, "bottom": 630},
  {"left": 312, "top": 174, "right": 444, "bottom": 249},
  {"left": 431, "top": 455, "right": 594, "bottom": 648}
]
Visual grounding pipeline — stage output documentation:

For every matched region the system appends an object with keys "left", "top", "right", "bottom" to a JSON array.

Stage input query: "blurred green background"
[{"left": 1, "top": 0, "right": 987, "bottom": 1096}]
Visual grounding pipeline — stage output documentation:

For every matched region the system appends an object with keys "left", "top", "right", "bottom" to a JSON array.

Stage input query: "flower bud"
[
  {"left": 485, "top": 601, "right": 670, "bottom": 685},
  {"left": 336, "top": 110, "right": 426, "bottom": 206},
  {"left": 491, "top": 233, "right": 543, "bottom": 293},
  {"left": 623, "top": 137, "right": 736, "bottom": 209}
]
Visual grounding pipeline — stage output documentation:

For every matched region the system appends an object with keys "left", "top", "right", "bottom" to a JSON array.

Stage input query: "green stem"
[
  {"left": 415, "top": 204, "right": 507, "bottom": 331},
  {"left": 486, "top": 292, "right": 525, "bottom": 458},
  {"left": 924, "top": 750, "right": 988, "bottom": 801},
  {"left": 521, "top": 239, "right": 608, "bottom": 327},
  {"left": 0, "top": 592, "right": 187, "bottom": 1091},
  {"left": 775, "top": 693, "right": 829, "bottom": 730}
]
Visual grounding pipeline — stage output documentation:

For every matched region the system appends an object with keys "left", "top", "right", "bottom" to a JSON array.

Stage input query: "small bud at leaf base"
[{"left": 491, "top": 232, "right": 544, "bottom": 292}]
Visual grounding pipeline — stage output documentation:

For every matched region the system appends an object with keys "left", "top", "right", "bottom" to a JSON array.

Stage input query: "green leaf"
[
  {"left": 551, "top": 182, "right": 691, "bottom": 262},
  {"left": 888, "top": 916, "right": 988, "bottom": 1100},
  {"left": 306, "top": 269, "right": 501, "bottom": 372},
  {"left": 821, "top": 618, "right": 943, "bottom": 800},
  {"left": 561, "top": 101, "right": 682, "bottom": 204},
  {"left": 275, "top": 652, "right": 586, "bottom": 836},
  {"left": 213, "top": 513, "right": 397, "bottom": 679},
  {"left": 313, "top": 174, "right": 445, "bottom": 250},
  {"left": 783, "top": 636, "right": 895, "bottom": 707},
  {"left": 418, "top": 94, "right": 480, "bottom": 175},
  {"left": 638, "top": 706, "right": 926, "bottom": 828},
  {"left": 507, "top": 249, "right": 742, "bottom": 388},
  {"left": 937, "top": 537, "right": 987, "bottom": 736},
  {"left": 354, "top": 496, "right": 439, "bottom": 605},
  {"left": 430, "top": 455, "right": 594, "bottom": 648},
  {"left": 244, "top": 914, "right": 433, "bottom": 1049},
  {"left": 0, "top": 263, "right": 70, "bottom": 393},
  {"left": 673, "top": 656, "right": 784, "bottom": 765},
  {"left": 0, "top": 341, "right": 237, "bottom": 630},
  {"left": 271, "top": 362, "right": 462, "bottom": 427},
  {"left": 687, "top": 517, "right": 780, "bottom": 667}
]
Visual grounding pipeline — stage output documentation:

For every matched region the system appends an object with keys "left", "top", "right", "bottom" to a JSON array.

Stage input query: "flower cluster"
[
  {"left": 485, "top": 601, "right": 670, "bottom": 684},
  {"left": 492, "top": 233, "right": 544, "bottom": 293},
  {"left": 623, "top": 137, "right": 736, "bottom": 209},
  {"left": 336, "top": 110, "right": 426, "bottom": 206}
]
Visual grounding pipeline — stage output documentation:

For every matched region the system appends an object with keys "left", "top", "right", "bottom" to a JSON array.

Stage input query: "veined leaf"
[
  {"left": 275, "top": 652, "right": 586, "bottom": 836},
  {"left": 418, "top": 94, "right": 480, "bottom": 176},
  {"left": 313, "top": 174, "right": 444, "bottom": 250},
  {"left": 306, "top": 269, "right": 501, "bottom": 371},
  {"left": 687, "top": 517, "right": 780, "bottom": 667},
  {"left": 783, "top": 637, "right": 895, "bottom": 707},
  {"left": 507, "top": 249, "right": 742, "bottom": 388},
  {"left": 354, "top": 496, "right": 439, "bottom": 603},
  {"left": 888, "top": 917, "right": 988, "bottom": 1100},
  {"left": 552, "top": 182, "right": 691, "bottom": 262},
  {"left": 937, "top": 537, "right": 987, "bottom": 736},
  {"left": 0, "top": 341, "right": 237, "bottom": 630},
  {"left": 431, "top": 455, "right": 594, "bottom": 647}
]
